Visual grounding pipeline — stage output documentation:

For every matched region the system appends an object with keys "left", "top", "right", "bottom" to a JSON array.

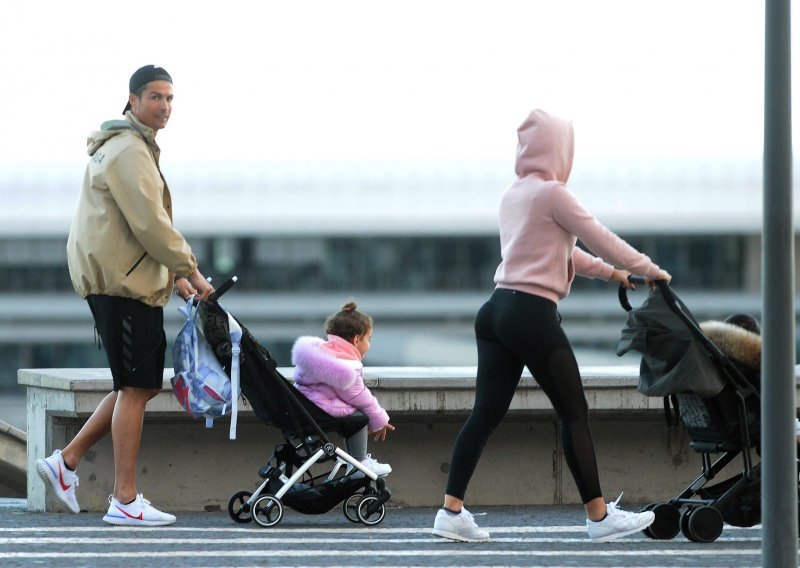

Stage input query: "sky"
[{"left": 0, "top": 1, "right": 793, "bottom": 166}]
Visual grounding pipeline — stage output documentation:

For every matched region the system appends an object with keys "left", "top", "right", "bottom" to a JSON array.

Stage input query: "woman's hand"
[
  {"left": 612, "top": 267, "right": 672, "bottom": 290},
  {"left": 646, "top": 269, "right": 672, "bottom": 287},
  {"left": 610, "top": 268, "right": 634, "bottom": 289},
  {"left": 371, "top": 423, "right": 396, "bottom": 442}
]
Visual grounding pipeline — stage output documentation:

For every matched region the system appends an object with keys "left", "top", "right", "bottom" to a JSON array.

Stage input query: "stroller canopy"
[{"left": 616, "top": 287, "right": 726, "bottom": 398}]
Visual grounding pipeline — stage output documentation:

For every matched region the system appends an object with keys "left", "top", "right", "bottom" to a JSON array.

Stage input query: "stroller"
[
  {"left": 616, "top": 277, "right": 762, "bottom": 543},
  {"left": 197, "top": 279, "right": 392, "bottom": 528}
]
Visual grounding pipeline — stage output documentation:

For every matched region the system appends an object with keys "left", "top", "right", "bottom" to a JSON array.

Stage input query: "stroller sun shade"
[{"left": 616, "top": 287, "right": 726, "bottom": 398}]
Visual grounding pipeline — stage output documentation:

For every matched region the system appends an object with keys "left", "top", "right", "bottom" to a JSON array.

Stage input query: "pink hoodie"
[
  {"left": 493, "top": 109, "right": 662, "bottom": 304},
  {"left": 291, "top": 334, "right": 390, "bottom": 432}
]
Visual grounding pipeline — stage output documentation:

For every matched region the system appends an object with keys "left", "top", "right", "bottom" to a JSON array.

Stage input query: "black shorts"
[{"left": 86, "top": 295, "right": 166, "bottom": 391}]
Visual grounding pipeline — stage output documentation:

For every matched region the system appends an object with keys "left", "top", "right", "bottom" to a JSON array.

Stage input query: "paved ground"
[{"left": 0, "top": 499, "right": 767, "bottom": 567}]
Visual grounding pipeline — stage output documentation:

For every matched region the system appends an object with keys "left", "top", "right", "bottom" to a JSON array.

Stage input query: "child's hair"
[
  {"left": 325, "top": 301, "right": 373, "bottom": 342},
  {"left": 724, "top": 313, "right": 761, "bottom": 336}
]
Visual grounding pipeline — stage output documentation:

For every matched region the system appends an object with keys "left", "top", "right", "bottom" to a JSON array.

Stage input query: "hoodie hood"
[
  {"left": 514, "top": 109, "right": 574, "bottom": 182},
  {"left": 86, "top": 112, "right": 157, "bottom": 157}
]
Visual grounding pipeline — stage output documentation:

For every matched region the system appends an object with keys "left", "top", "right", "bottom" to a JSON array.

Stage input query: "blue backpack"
[{"left": 171, "top": 296, "right": 242, "bottom": 439}]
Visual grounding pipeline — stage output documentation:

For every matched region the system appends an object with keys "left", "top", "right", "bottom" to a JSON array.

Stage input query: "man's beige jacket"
[{"left": 67, "top": 112, "right": 197, "bottom": 307}]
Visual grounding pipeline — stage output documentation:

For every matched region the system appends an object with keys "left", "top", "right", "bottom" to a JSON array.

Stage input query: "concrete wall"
[
  {"left": 38, "top": 412, "right": 700, "bottom": 513},
  {"left": 21, "top": 367, "right": 768, "bottom": 513}
]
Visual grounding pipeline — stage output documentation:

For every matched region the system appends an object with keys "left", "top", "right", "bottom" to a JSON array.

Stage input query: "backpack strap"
[{"left": 225, "top": 310, "right": 243, "bottom": 440}]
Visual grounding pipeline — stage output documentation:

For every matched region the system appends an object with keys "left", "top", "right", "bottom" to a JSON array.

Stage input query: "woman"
[{"left": 432, "top": 109, "right": 672, "bottom": 543}]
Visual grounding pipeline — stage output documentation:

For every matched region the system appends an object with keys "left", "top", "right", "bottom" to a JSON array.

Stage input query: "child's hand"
[{"left": 371, "top": 423, "right": 395, "bottom": 442}]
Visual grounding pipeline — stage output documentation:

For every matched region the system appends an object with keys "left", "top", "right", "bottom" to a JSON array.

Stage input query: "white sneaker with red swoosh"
[
  {"left": 36, "top": 449, "right": 80, "bottom": 514},
  {"left": 103, "top": 494, "right": 176, "bottom": 526}
]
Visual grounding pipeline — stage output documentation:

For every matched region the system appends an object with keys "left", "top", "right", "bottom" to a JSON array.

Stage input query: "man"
[{"left": 36, "top": 65, "right": 213, "bottom": 526}]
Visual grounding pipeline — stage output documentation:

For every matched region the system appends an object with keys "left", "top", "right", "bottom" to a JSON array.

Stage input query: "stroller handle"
[
  {"left": 206, "top": 276, "right": 238, "bottom": 304},
  {"left": 618, "top": 274, "right": 663, "bottom": 311}
]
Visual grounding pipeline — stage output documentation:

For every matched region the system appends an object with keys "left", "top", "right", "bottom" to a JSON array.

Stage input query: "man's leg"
[
  {"left": 103, "top": 384, "right": 176, "bottom": 527},
  {"left": 60, "top": 391, "right": 117, "bottom": 470},
  {"left": 37, "top": 390, "right": 118, "bottom": 513},
  {"left": 111, "top": 386, "right": 160, "bottom": 503}
]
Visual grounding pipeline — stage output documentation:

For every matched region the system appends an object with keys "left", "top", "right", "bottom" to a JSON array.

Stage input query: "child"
[
  {"left": 701, "top": 313, "right": 800, "bottom": 443},
  {"left": 291, "top": 302, "right": 395, "bottom": 475}
]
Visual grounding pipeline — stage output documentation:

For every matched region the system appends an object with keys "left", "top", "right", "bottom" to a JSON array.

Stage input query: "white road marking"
[
  {"left": 0, "top": 536, "right": 763, "bottom": 544},
  {"left": 0, "top": 523, "right": 762, "bottom": 562},
  {"left": 0, "top": 549, "right": 762, "bottom": 559},
  {"left": 0, "top": 524, "right": 762, "bottom": 534}
]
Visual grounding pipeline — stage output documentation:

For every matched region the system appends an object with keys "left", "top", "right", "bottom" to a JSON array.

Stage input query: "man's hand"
[
  {"left": 185, "top": 269, "right": 214, "bottom": 302},
  {"left": 173, "top": 277, "right": 196, "bottom": 300}
]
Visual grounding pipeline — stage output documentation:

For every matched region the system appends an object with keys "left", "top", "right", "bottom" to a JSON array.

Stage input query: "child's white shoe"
[{"left": 360, "top": 454, "right": 392, "bottom": 476}]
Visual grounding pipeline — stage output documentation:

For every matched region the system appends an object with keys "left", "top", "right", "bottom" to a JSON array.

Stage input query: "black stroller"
[
  {"left": 198, "top": 279, "right": 392, "bottom": 528},
  {"left": 616, "top": 277, "right": 761, "bottom": 543}
]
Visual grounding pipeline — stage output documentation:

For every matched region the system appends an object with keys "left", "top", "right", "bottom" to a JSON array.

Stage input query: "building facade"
[{"left": 0, "top": 156, "right": 792, "bottom": 392}]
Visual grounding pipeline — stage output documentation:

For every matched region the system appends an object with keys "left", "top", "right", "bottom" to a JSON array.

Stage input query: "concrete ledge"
[
  {"left": 19, "top": 366, "right": 795, "bottom": 513},
  {"left": 18, "top": 365, "right": 662, "bottom": 418}
]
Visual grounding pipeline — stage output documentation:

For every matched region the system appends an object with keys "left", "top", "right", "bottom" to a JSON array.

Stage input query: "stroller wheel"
[
  {"left": 647, "top": 503, "right": 681, "bottom": 540},
  {"left": 343, "top": 493, "right": 362, "bottom": 523},
  {"left": 679, "top": 506, "right": 692, "bottom": 537},
  {"left": 253, "top": 494, "right": 284, "bottom": 528},
  {"left": 356, "top": 495, "right": 386, "bottom": 526},
  {"left": 682, "top": 506, "right": 723, "bottom": 543},
  {"left": 227, "top": 490, "right": 254, "bottom": 524}
]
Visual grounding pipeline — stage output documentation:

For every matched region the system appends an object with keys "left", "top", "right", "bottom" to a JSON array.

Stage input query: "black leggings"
[{"left": 445, "top": 288, "right": 602, "bottom": 504}]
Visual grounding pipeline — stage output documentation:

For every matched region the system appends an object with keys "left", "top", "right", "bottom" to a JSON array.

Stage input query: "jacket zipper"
[{"left": 126, "top": 253, "right": 147, "bottom": 277}]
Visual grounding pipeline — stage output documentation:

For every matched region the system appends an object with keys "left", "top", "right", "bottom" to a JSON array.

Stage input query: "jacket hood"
[
  {"left": 699, "top": 320, "right": 761, "bottom": 370},
  {"left": 514, "top": 109, "right": 574, "bottom": 182},
  {"left": 86, "top": 112, "right": 156, "bottom": 157},
  {"left": 324, "top": 334, "right": 363, "bottom": 361},
  {"left": 291, "top": 336, "right": 359, "bottom": 389}
]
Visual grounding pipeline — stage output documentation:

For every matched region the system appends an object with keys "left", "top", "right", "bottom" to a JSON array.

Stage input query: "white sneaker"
[
  {"left": 432, "top": 507, "right": 490, "bottom": 542},
  {"left": 102, "top": 494, "right": 176, "bottom": 526},
  {"left": 586, "top": 493, "right": 655, "bottom": 542},
  {"left": 360, "top": 454, "right": 392, "bottom": 476},
  {"left": 35, "top": 449, "right": 80, "bottom": 514}
]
